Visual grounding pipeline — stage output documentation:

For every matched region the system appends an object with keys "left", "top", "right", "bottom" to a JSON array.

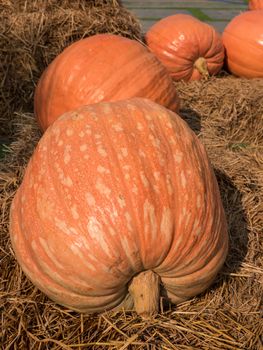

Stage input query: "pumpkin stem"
[
  {"left": 128, "top": 270, "right": 160, "bottom": 319},
  {"left": 194, "top": 57, "right": 209, "bottom": 78}
]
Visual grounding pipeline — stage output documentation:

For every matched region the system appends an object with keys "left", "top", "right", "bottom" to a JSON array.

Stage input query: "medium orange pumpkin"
[
  {"left": 145, "top": 14, "right": 225, "bottom": 81},
  {"left": 34, "top": 33, "right": 180, "bottom": 131},
  {"left": 222, "top": 10, "right": 263, "bottom": 78},
  {"left": 10, "top": 98, "right": 228, "bottom": 317},
  {"left": 249, "top": 0, "right": 263, "bottom": 10}
]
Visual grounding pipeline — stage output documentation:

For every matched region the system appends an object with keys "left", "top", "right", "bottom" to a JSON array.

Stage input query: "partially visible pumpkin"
[
  {"left": 145, "top": 14, "right": 224, "bottom": 81},
  {"left": 34, "top": 33, "right": 180, "bottom": 131},
  {"left": 249, "top": 0, "right": 263, "bottom": 10},
  {"left": 10, "top": 97, "right": 228, "bottom": 317},
  {"left": 222, "top": 10, "right": 263, "bottom": 78}
]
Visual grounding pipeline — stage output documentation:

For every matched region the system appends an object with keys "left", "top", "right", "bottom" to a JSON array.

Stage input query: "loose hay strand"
[{"left": 1, "top": 76, "right": 263, "bottom": 349}]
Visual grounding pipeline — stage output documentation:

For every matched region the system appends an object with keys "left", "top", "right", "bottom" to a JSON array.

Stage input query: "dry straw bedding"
[
  {"left": 0, "top": 0, "right": 263, "bottom": 348},
  {"left": 1, "top": 75, "right": 263, "bottom": 349}
]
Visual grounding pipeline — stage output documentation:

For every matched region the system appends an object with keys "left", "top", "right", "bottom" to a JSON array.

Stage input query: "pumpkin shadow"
[
  {"left": 178, "top": 107, "right": 202, "bottom": 133},
  {"left": 213, "top": 168, "right": 249, "bottom": 276}
]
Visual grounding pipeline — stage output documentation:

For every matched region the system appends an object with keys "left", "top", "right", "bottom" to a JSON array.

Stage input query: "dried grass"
[
  {"left": 0, "top": 0, "right": 142, "bottom": 137},
  {"left": 1, "top": 75, "right": 263, "bottom": 349},
  {"left": 0, "top": 0, "right": 122, "bottom": 12}
]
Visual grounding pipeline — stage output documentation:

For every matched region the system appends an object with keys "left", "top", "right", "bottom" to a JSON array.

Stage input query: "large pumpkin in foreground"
[
  {"left": 10, "top": 98, "right": 228, "bottom": 317},
  {"left": 34, "top": 33, "right": 180, "bottom": 131},
  {"left": 249, "top": 0, "right": 263, "bottom": 10},
  {"left": 222, "top": 10, "right": 263, "bottom": 78},
  {"left": 145, "top": 14, "right": 224, "bottom": 81}
]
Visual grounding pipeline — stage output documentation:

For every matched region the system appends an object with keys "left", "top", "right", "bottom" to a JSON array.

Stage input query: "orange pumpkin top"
[
  {"left": 145, "top": 14, "right": 224, "bottom": 81},
  {"left": 222, "top": 10, "right": 263, "bottom": 78},
  {"left": 249, "top": 0, "right": 263, "bottom": 10},
  {"left": 10, "top": 98, "right": 228, "bottom": 314},
  {"left": 34, "top": 33, "right": 180, "bottom": 131}
]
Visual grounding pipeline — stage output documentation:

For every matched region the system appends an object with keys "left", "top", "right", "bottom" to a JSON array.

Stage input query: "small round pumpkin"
[
  {"left": 249, "top": 0, "right": 263, "bottom": 10},
  {"left": 34, "top": 33, "right": 180, "bottom": 131},
  {"left": 145, "top": 14, "right": 225, "bottom": 81},
  {"left": 10, "top": 98, "right": 228, "bottom": 317},
  {"left": 222, "top": 10, "right": 263, "bottom": 78}
]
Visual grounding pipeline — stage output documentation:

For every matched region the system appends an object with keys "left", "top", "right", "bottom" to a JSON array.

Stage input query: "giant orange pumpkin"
[
  {"left": 34, "top": 33, "right": 180, "bottom": 131},
  {"left": 222, "top": 10, "right": 263, "bottom": 78},
  {"left": 10, "top": 98, "right": 228, "bottom": 317},
  {"left": 145, "top": 14, "right": 225, "bottom": 81},
  {"left": 249, "top": 0, "right": 263, "bottom": 10}
]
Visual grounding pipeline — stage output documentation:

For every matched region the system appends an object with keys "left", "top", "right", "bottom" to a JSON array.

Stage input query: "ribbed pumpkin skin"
[
  {"left": 145, "top": 14, "right": 224, "bottom": 81},
  {"left": 34, "top": 33, "right": 180, "bottom": 131},
  {"left": 10, "top": 98, "right": 228, "bottom": 313},
  {"left": 222, "top": 10, "right": 263, "bottom": 78},
  {"left": 249, "top": 0, "right": 263, "bottom": 10}
]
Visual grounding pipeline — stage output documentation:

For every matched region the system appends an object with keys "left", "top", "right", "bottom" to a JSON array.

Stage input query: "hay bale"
[
  {"left": 1, "top": 0, "right": 123, "bottom": 12},
  {"left": 0, "top": 76, "right": 262, "bottom": 349},
  {"left": 176, "top": 74, "right": 263, "bottom": 144},
  {"left": 0, "top": 1, "right": 142, "bottom": 137}
]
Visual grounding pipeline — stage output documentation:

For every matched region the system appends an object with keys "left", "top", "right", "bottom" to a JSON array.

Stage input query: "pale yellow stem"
[
  {"left": 194, "top": 57, "right": 209, "bottom": 78},
  {"left": 128, "top": 270, "right": 160, "bottom": 319}
]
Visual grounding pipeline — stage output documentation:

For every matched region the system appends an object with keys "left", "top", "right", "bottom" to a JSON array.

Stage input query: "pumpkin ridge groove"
[{"left": 98, "top": 107, "right": 144, "bottom": 275}]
